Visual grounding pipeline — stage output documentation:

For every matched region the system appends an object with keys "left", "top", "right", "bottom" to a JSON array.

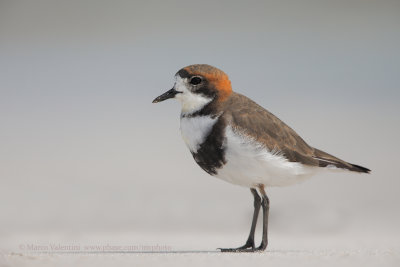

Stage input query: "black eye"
[{"left": 190, "top": 76, "right": 202, "bottom": 85}]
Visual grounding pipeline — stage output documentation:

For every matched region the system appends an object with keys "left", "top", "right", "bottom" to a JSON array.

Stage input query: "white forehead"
[{"left": 174, "top": 75, "right": 189, "bottom": 92}]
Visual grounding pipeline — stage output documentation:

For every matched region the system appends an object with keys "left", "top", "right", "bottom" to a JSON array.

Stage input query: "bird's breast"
[
  {"left": 180, "top": 115, "right": 218, "bottom": 153},
  {"left": 180, "top": 115, "right": 227, "bottom": 175}
]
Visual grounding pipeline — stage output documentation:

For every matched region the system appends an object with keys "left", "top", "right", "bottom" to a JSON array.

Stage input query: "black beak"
[{"left": 152, "top": 88, "right": 181, "bottom": 103}]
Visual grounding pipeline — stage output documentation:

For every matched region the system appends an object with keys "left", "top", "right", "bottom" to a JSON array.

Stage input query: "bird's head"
[{"left": 152, "top": 64, "right": 232, "bottom": 114}]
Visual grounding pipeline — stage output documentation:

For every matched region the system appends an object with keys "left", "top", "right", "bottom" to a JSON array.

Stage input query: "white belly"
[{"left": 215, "top": 127, "right": 319, "bottom": 187}]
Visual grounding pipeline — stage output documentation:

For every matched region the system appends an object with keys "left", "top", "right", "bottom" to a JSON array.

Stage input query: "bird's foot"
[
  {"left": 219, "top": 241, "right": 267, "bottom": 253},
  {"left": 219, "top": 247, "right": 265, "bottom": 253}
]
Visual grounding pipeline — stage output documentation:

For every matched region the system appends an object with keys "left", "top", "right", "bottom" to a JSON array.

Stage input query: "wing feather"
[{"left": 222, "top": 93, "right": 370, "bottom": 173}]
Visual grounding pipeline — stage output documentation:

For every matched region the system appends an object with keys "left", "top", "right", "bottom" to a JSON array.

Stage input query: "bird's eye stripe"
[{"left": 190, "top": 77, "right": 202, "bottom": 85}]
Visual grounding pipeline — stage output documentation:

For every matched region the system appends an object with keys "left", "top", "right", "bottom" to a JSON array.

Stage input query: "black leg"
[
  {"left": 241, "top": 189, "right": 261, "bottom": 249},
  {"left": 220, "top": 188, "right": 261, "bottom": 252},
  {"left": 257, "top": 185, "right": 270, "bottom": 251}
]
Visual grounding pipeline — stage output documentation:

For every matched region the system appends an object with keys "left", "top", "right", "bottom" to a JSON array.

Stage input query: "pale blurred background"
[{"left": 0, "top": 0, "right": 400, "bottom": 264}]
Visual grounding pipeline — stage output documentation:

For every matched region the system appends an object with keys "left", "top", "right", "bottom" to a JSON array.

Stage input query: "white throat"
[{"left": 174, "top": 75, "right": 213, "bottom": 115}]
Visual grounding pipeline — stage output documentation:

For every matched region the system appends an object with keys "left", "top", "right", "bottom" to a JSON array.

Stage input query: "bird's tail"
[
  {"left": 313, "top": 148, "right": 371, "bottom": 173},
  {"left": 347, "top": 163, "right": 371, "bottom": 173}
]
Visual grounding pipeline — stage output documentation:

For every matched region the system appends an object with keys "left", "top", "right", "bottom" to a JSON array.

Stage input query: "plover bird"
[{"left": 152, "top": 64, "right": 370, "bottom": 252}]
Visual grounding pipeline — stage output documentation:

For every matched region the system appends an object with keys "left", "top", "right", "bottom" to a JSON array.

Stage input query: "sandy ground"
[{"left": 1, "top": 231, "right": 399, "bottom": 267}]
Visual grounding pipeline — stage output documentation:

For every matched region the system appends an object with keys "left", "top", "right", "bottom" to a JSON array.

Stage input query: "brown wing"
[{"left": 221, "top": 93, "right": 370, "bottom": 173}]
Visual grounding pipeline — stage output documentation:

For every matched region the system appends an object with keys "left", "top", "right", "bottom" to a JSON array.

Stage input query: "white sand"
[{"left": 1, "top": 231, "right": 399, "bottom": 267}]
